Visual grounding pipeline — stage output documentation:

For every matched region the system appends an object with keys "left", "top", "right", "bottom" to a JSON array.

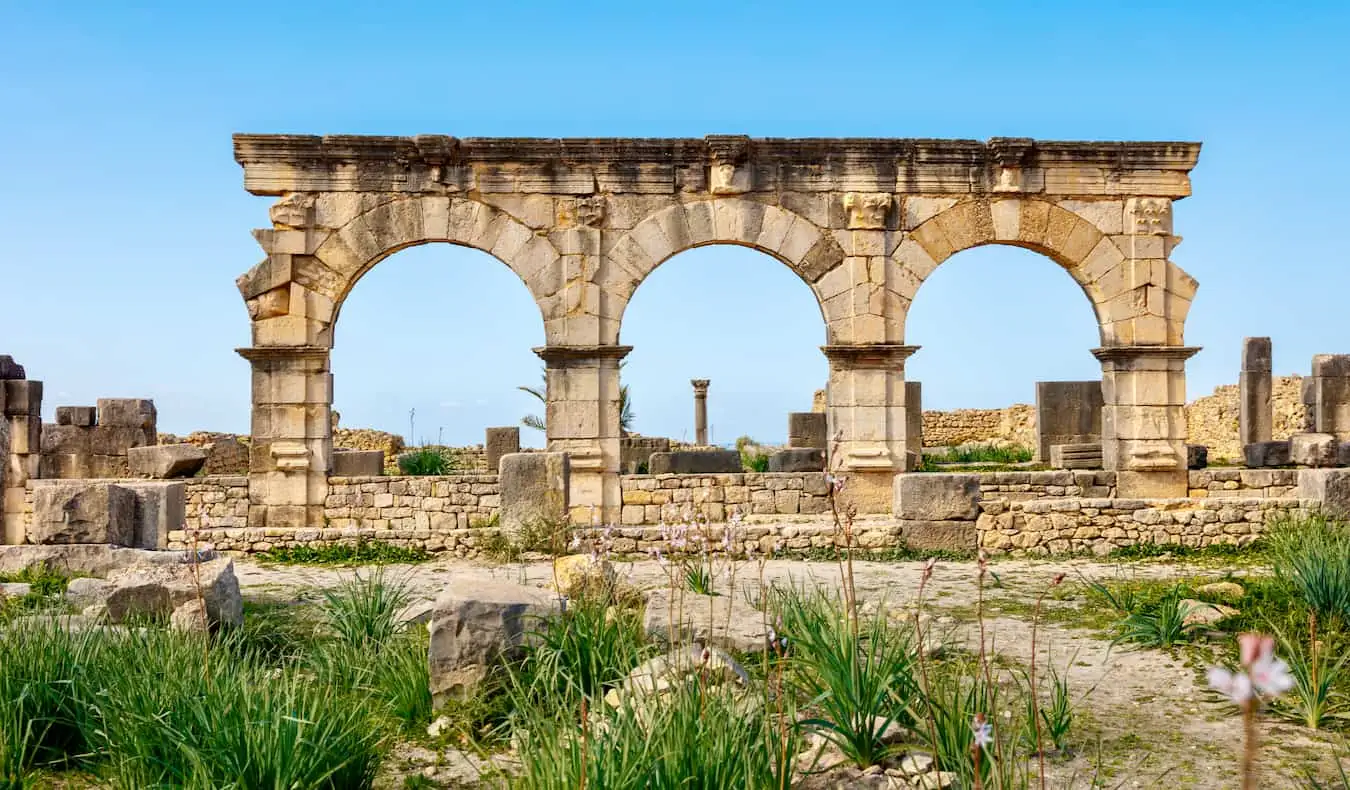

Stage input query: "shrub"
[
  {"left": 1110, "top": 584, "right": 1202, "bottom": 649},
  {"left": 1268, "top": 513, "right": 1350, "bottom": 625},
  {"left": 397, "top": 446, "right": 457, "bottom": 475},
  {"left": 1270, "top": 618, "right": 1349, "bottom": 730},
  {"left": 513, "top": 589, "right": 649, "bottom": 710},
  {"left": 321, "top": 569, "right": 411, "bottom": 649},
  {"left": 258, "top": 539, "right": 431, "bottom": 565}
]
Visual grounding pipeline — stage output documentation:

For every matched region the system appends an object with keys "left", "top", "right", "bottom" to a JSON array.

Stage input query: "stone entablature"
[{"left": 233, "top": 134, "right": 1203, "bottom": 529}]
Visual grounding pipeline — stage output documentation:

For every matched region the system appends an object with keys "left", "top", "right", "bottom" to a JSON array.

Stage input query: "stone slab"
[
  {"left": 29, "top": 482, "right": 135, "bottom": 545},
  {"left": 485, "top": 427, "right": 521, "bottom": 472},
  {"left": 55, "top": 406, "right": 97, "bottom": 427},
  {"left": 117, "top": 481, "right": 185, "bottom": 550},
  {"left": 127, "top": 444, "right": 207, "bottom": 479},
  {"left": 1050, "top": 443, "right": 1103, "bottom": 470},
  {"left": 648, "top": 450, "right": 742, "bottom": 475},
  {"left": 787, "top": 412, "right": 828, "bottom": 449},
  {"left": 767, "top": 448, "right": 825, "bottom": 473},
  {"left": 1245, "top": 441, "right": 1291, "bottom": 468},
  {"left": 499, "top": 452, "right": 569, "bottom": 534},
  {"left": 331, "top": 449, "right": 384, "bottom": 476},
  {"left": 893, "top": 473, "right": 980, "bottom": 521},
  {"left": 428, "top": 577, "right": 561, "bottom": 702},
  {"left": 0, "top": 544, "right": 194, "bottom": 577},
  {"left": 96, "top": 398, "right": 156, "bottom": 430},
  {"left": 898, "top": 519, "right": 977, "bottom": 552},
  {"left": 1298, "top": 469, "right": 1350, "bottom": 518},
  {"left": 1035, "top": 381, "right": 1103, "bottom": 462},
  {"left": 1290, "top": 433, "right": 1339, "bottom": 468}
]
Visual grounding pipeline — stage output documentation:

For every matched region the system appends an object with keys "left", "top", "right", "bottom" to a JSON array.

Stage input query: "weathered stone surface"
[
  {"left": 1187, "top": 444, "right": 1208, "bottom": 470},
  {"left": 3, "top": 379, "right": 42, "bottom": 416},
  {"left": 127, "top": 444, "right": 207, "bottom": 479},
  {"left": 1245, "top": 441, "right": 1291, "bottom": 468},
  {"left": 1290, "top": 433, "right": 1339, "bottom": 468},
  {"left": 768, "top": 448, "right": 825, "bottom": 473},
  {"left": 428, "top": 577, "right": 561, "bottom": 701},
  {"left": 899, "top": 520, "right": 977, "bottom": 552},
  {"left": 1180, "top": 599, "right": 1238, "bottom": 627},
  {"left": 105, "top": 557, "right": 243, "bottom": 627},
  {"left": 64, "top": 577, "right": 113, "bottom": 609},
  {"left": 96, "top": 398, "right": 156, "bottom": 430},
  {"left": 29, "top": 482, "right": 136, "bottom": 545},
  {"left": 170, "top": 599, "right": 209, "bottom": 633},
  {"left": 0, "top": 582, "right": 31, "bottom": 599},
  {"left": 0, "top": 356, "right": 25, "bottom": 380},
  {"left": 893, "top": 473, "right": 980, "bottom": 521},
  {"left": 1050, "top": 443, "right": 1104, "bottom": 470},
  {"left": 1298, "top": 469, "right": 1350, "bottom": 518},
  {"left": 550, "top": 553, "right": 615, "bottom": 596},
  {"left": 620, "top": 435, "right": 670, "bottom": 474},
  {"left": 331, "top": 449, "right": 384, "bottom": 476},
  {"left": 648, "top": 450, "right": 741, "bottom": 475},
  {"left": 1240, "top": 337, "right": 1273, "bottom": 446},
  {"left": 118, "top": 481, "right": 185, "bottom": 550},
  {"left": 643, "top": 588, "right": 769, "bottom": 654},
  {"left": 499, "top": 452, "right": 569, "bottom": 533},
  {"left": 0, "top": 545, "right": 187, "bottom": 577},
  {"left": 787, "top": 412, "right": 828, "bottom": 449},
  {"left": 55, "top": 406, "right": 96, "bottom": 427},
  {"left": 1035, "top": 381, "right": 1103, "bottom": 462},
  {"left": 1341, "top": 441, "right": 1350, "bottom": 468},
  {"left": 484, "top": 427, "right": 520, "bottom": 473},
  {"left": 1197, "top": 581, "right": 1244, "bottom": 602}
]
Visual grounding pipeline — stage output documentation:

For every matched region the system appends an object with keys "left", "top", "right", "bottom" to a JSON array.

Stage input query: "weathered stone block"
[
  {"left": 90, "top": 425, "right": 152, "bottom": 456},
  {"left": 3, "top": 380, "right": 42, "bottom": 417},
  {"left": 428, "top": 577, "right": 561, "bottom": 701},
  {"left": 1244, "top": 441, "right": 1290, "bottom": 468},
  {"left": 128, "top": 444, "right": 207, "bottom": 478},
  {"left": 787, "top": 412, "right": 828, "bottom": 449},
  {"left": 620, "top": 435, "right": 670, "bottom": 474},
  {"left": 331, "top": 449, "right": 384, "bottom": 476},
  {"left": 1035, "top": 381, "right": 1102, "bottom": 462},
  {"left": 1340, "top": 442, "right": 1350, "bottom": 468},
  {"left": 1187, "top": 444, "right": 1208, "bottom": 470},
  {"left": 499, "top": 452, "right": 569, "bottom": 534},
  {"left": 1242, "top": 337, "right": 1272, "bottom": 372},
  {"left": 899, "top": 519, "right": 977, "bottom": 552},
  {"left": 1050, "top": 443, "right": 1103, "bottom": 470},
  {"left": 96, "top": 398, "right": 156, "bottom": 430},
  {"left": 29, "top": 482, "right": 135, "bottom": 545},
  {"left": 893, "top": 473, "right": 980, "bottom": 521},
  {"left": 105, "top": 557, "right": 242, "bottom": 627},
  {"left": 485, "top": 427, "right": 521, "bottom": 472},
  {"left": 0, "top": 356, "right": 25, "bottom": 380},
  {"left": 1290, "top": 433, "right": 1339, "bottom": 468},
  {"left": 648, "top": 450, "right": 741, "bottom": 475},
  {"left": 1298, "top": 469, "right": 1350, "bottom": 518},
  {"left": 118, "top": 481, "right": 185, "bottom": 550},
  {"left": 55, "top": 406, "right": 97, "bottom": 427},
  {"left": 41, "top": 423, "right": 90, "bottom": 456},
  {"left": 767, "top": 448, "right": 825, "bottom": 473}
]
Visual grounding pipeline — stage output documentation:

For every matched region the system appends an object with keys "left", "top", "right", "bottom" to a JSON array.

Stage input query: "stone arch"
[
  {"left": 238, "top": 195, "right": 560, "bottom": 348},
  {"left": 602, "top": 198, "right": 844, "bottom": 342},
  {"left": 898, "top": 197, "right": 1197, "bottom": 348}
]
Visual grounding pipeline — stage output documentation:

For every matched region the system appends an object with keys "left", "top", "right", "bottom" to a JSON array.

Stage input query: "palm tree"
[{"left": 519, "top": 365, "right": 634, "bottom": 434}]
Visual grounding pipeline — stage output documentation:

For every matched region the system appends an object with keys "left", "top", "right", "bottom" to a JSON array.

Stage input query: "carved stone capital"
[
  {"left": 236, "top": 346, "right": 331, "bottom": 365},
  {"left": 843, "top": 192, "right": 893, "bottom": 229},
  {"left": 1091, "top": 346, "right": 1201, "bottom": 364},
  {"left": 690, "top": 379, "right": 710, "bottom": 395},
  {"left": 533, "top": 345, "right": 633, "bottom": 367},
  {"left": 821, "top": 344, "right": 920, "bottom": 370}
]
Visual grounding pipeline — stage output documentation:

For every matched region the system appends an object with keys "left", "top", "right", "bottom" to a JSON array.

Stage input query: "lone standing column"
[
  {"left": 691, "top": 379, "right": 710, "bottom": 446},
  {"left": 1240, "top": 337, "right": 1273, "bottom": 446}
]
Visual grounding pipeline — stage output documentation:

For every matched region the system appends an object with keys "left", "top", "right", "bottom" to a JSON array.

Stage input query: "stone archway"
[{"left": 234, "top": 135, "right": 1202, "bottom": 527}]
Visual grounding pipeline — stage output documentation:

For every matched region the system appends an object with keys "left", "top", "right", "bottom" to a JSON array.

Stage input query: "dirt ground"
[{"left": 236, "top": 553, "right": 1347, "bottom": 789}]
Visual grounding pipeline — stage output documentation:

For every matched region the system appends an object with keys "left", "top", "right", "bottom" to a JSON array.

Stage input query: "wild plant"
[
  {"left": 1270, "top": 613, "right": 1349, "bottom": 730},
  {"left": 1206, "top": 632, "right": 1295, "bottom": 790},
  {"left": 1268, "top": 513, "right": 1350, "bottom": 625},
  {"left": 1019, "top": 663, "right": 1074, "bottom": 755},
  {"left": 1110, "top": 584, "right": 1201, "bottom": 649},
  {"left": 397, "top": 446, "right": 457, "bottom": 475},
  {"left": 320, "top": 568, "right": 411, "bottom": 649}
]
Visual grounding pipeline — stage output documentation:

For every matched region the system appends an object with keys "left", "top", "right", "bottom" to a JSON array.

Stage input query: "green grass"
[
  {"left": 920, "top": 444, "right": 1035, "bottom": 467},
  {"left": 397, "top": 446, "right": 458, "bottom": 476},
  {"left": 258, "top": 539, "right": 432, "bottom": 565}
]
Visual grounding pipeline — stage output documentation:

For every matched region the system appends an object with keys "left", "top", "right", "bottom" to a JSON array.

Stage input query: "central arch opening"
[{"left": 619, "top": 244, "right": 827, "bottom": 453}]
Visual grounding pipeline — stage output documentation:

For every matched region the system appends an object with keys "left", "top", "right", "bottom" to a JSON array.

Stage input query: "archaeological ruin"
[{"left": 4, "top": 134, "right": 1350, "bottom": 557}]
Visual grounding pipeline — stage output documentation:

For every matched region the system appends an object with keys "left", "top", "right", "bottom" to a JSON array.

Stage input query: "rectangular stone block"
[
  {"left": 787, "top": 412, "right": 828, "bottom": 449},
  {"left": 1312, "top": 354, "right": 1350, "bottom": 378},
  {"left": 128, "top": 444, "right": 208, "bottom": 478},
  {"left": 96, "top": 398, "right": 156, "bottom": 431},
  {"left": 619, "top": 435, "right": 670, "bottom": 474},
  {"left": 485, "top": 426, "right": 521, "bottom": 472},
  {"left": 8, "top": 416, "right": 41, "bottom": 455},
  {"left": 499, "top": 452, "right": 569, "bottom": 534},
  {"left": 1187, "top": 444, "right": 1208, "bottom": 470},
  {"left": 55, "top": 406, "right": 97, "bottom": 427},
  {"left": 893, "top": 473, "right": 980, "bottom": 521},
  {"left": 648, "top": 450, "right": 741, "bottom": 475},
  {"left": 1244, "top": 441, "right": 1290, "bottom": 468},
  {"left": 905, "top": 381, "right": 923, "bottom": 459},
  {"left": 1242, "top": 337, "right": 1272, "bottom": 372},
  {"left": 767, "top": 448, "right": 825, "bottom": 473},
  {"left": 1298, "top": 469, "right": 1350, "bottom": 518},
  {"left": 118, "top": 481, "right": 185, "bottom": 550},
  {"left": 1035, "top": 381, "right": 1102, "bottom": 462},
  {"left": 898, "top": 519, "right": 976, "bottom": 552},
  {"left": 29, "top": 481, "right": 136, "bottom": 545},
  {"left": 39, "top": 452, "right": 91, "bottom": 480},
  {"left": 89, "top": 425, "right": 152, "bottom": 456},
  {"left": 1050, "top": 443, "right": 1103, "bottom": 470},
  {"left": 1239, "top": 370, "right": 1273, "bottom": 445},
  {"left": 331, "top": 449, "right": 384, "bottom": 477},
  {"left": 1290, "top": 433, "right": 1338, "bottom": 468},
  {"left": 3, "top": 379, "right": 42, "bottom": 416}
]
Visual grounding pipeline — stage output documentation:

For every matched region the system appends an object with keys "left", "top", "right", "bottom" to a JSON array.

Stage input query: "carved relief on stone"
[
  {"left": 709, "top": 162, "right": 750, "bottom": 194},
  {"left": 1126, "top": 198, "right": 1172, "bottom": 236},
  {"left": 843, "top": 192, "right": 893, "bottom": 229},
  {"left": 270, "top": 440, "right": 311, "bottom": 471},
  {"left": 577, "top": 197, "right": 606, "bottom": 228},
  {"left": 994, "top": 167, "right": 1022, "bottom": 192},
  {"left": 1123, "top": 440, "right": 1178, "bottom": 471},
  {"left": 269, "top": 194, "right": 315, "bottom": 229}
]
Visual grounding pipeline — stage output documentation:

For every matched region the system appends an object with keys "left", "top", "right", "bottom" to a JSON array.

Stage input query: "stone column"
[
  {"left": 1307, "top": 355, "right": 1350, "bottom": 441},
  {"left": 1094, "top": 345, "right": 1199, "bottom": 498},
  {"left": 1, "top": 358, "right": 41, "bottom": 545},
  {"left": 535, "top": 344, "right": 629, "bottom": 524},
  {"left": 238, "top": 346, "right": 332, "bottom": 529},
  {"left": 904, "top": 381, "right": 923, "bottom": 469},
  {"left": 691, "top": 379, "right": 710, "bottom": 446},
  {"left": 1239, "top": 337, "right": 1273, "bottom": 446},
  {"left": 821, "top": 344, "right": 918, "bottom": 513}
]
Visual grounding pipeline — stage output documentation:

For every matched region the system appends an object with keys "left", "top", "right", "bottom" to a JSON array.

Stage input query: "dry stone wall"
[
  {"left": 1185, "top": 376, "right": 1309, "bottom": 462},
  {"left": 922, "top": 405, "right": 1037, "bottom": 449}
]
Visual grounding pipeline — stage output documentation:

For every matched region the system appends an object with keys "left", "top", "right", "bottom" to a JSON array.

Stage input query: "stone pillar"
[
  {"left": 535, "top": 345, "right": 629, "bottom": 523},
  {"left": 1239, "top": 337, "right": 1273, "bottom": 446},
  {"left": 1094, "top": 345, "right": 1199, "bottom": 498},
  {"left": 787, "top": 412, "right": 828, "bottom": 449},
  {"left": 1034, "top": 381, "right": 1104, "bottom": 463},
  {"left": 691, "top": 379, "right": 710, "bottom": 446},
  {"left": 821, "top": 344, "right": 918, "bottom": 513},
  {"left": 238, "top": 346, "right": 332, "bottom": 529},
  {"left": 904, "top": 381, "right": 923, "bottom": 469},
  {"left": 485, "top": 426, "right": 521, "bottom": 472},
  {"left": 1307, "top": 355, "right": 1350, "bottom": 441},
  {"left": 2, "top": 357, "right": 41, "bottom": 545}
]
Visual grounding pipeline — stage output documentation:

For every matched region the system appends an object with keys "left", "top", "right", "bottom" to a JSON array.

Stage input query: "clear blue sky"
[{"left": 3, "top": 1, "right": 1347, "bottom": 447}]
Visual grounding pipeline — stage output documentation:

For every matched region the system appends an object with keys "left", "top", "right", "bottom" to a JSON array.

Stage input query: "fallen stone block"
[
  {"left": 898, "top": 519, "right": 977, "bottom": 552},
  {"left": 893, "top": 473, "right": 980, "bottom": 521},
  {"left": 428, "top": 577, "right": 560, "bottom": 702},
  {"left": 648, "top": 450, "right": 741, "bottom": 475},
  {"left": 0, "top": 545, "right": 186, "bottom": 577},
  {"left": 767, "top": 448, "right": 825, "bottom": 473},
  {"left": 29, "top": 482, "right": 136, "bottom": 545},
  {"left": 499, "top": 452, "right": 569, "bottom": 535},
  {"left": 127, "top": 444, "right": 207, "bottom": 479},
  {"left": 55, "top": 406, "right": 96, "bottom": 427},
  {"left": 1298, "top": 469, "right": 1350, "bottom": 518},
  {"left": 643, "top": 588, "right": 769, "bottom": 654},
  {"left": 105, "top": 557, "right": 242, "bottom": 627},
  {"left": 1187, "top": 444, "right": 1209, "bottom": 470},
  {"left": 331, "top": 449, "right": 384, "bottom": 477},
  {"left": 64, "top": 577, "right": 113, "bottom": 609},
  {"left": 1244, "top": 441, "right": 1291, "bottom": 468},
  {"left": 1290, "top": 433, "right": 1339, "bottom": 468}
]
